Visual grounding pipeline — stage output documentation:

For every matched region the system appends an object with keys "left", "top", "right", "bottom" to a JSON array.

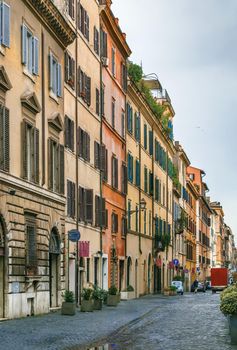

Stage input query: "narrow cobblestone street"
[{"left": 0, "top": 292, "right": 236, "bottom": 350}]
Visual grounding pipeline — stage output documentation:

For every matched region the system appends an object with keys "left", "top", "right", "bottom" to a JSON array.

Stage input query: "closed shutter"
[
  {"left": 86, "top": 132, "right": 90, "bottom": 162},
  {"left": 115, "top": 158, "right": 118, "bottom": 188},
  {"left": 101, "top": 198, "right": 106, "bottom": 227},
  {"left": 1, "top": 2, "right": 10, "bottom": 47},
  {"left": 96, "top": 88, "right": 100, "bottom": 115},
  {"left": 72, "top": 182, "right": 75, "bottom": 217},
  {"left": 144, "top": 124, "right": 147, "bottom": 150},
  {"left": 100, "top": 144, "right": 106, "bottom": 172},
  {"left": 22, "top": 120, "right": 28, "bottom": 179},
  {"left": 32, "top": 37, "right": 39, "bottom": 75},
  {"left": 135, "top": 160, "right": 140, "bottom": 187},
  {"left": 71, "top": 57, "right": 75, "bottom": 88},
  {"left": 64, "top": 116, "right": 69, "bottom": 148},
  {"left": 86, "top": 76, "right": 91, "bottom": 106},
  {"left": 59, "top": 144, "right": 64, "bottom": 194},
  {"left": 101, "top": 85, "right": 105, "bottom": 117},
  {"left": 65, "top": 52, "right": 69, "bottom": 82},
  {"left": 48, "top": 138, "right": 53, "bottom": 190},
  {"left": 144, "top": 167, "right": 147, "bottom": 193},
  {"left": 94, "top": 141, "right": 99, "bottom": 169},
  {"left": 95, "top": 195, "right": 100, "bottom": 227},
  {"left": 85, "top": 189, "right": 93, "bottom": 223},
  {"left": 34, "top": 127, "right": 39, "bottom": 184},
  {"left": 49, "top": 53, "right": 53, "bottom": 90},
  {"left": 0, "top": 107, "right": 10, "bottom": 172},
  {"left": 57, "top": 63, "right": 62, "bottom": 97},
  {"left": 26, "top": 224, "right": 37, "bottom": 268},
  {"left": 78, "top": 186, "right": 85, "bottom": 221},
  {"left": 21, "top": 24, "right": 27, "bottom": 64},
  {"left": 86, "top": 13, "right": 89, "bottom": 41},
  {"left": 121, "top": 163, "right": 127, "bottom": 194},
  {"left": 67, "top": 180, "right": 72, "bottom": 216},
  {"left": 149, "top": 171, "right": 153, "bottom": 196},
  {"left": 149, "top": 130, "right": 153, "bottom": 156}
]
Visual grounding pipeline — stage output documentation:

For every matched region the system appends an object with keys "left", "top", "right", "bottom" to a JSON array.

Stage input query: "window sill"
[
  {"left": 23, "top": 68, "right": 36, "bottom": 83},
  {"left": 49, "top": 90, "right": 59, "bottom": 104}
]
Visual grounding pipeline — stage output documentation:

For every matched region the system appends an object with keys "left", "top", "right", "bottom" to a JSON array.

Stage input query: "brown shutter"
[
  {"left": 94, "top": 141, "right": 99, "bottom": 168},
  {"left": 65, "top": 52, "right": 69, "bottom": 83},
  {"left": 78, "top": 186, "right": 85, "bottom": 221},
  {"left": 86, "top": 132, "right": 90, "bottom": 162},
  {"left": 71, "top": 119, "right": 74, "bottom": 152},
  {"left": 67, "top": 180, "right": 71, "bottom": 216},
  {"left": 48, "top": 138, "right": 53, "bottom": 190},
  {"left": 86, "top": 13, "right": 89, "bottom": 41},
  {"left": 72, "top": 182, "right": 75, "bottom": 217},
  {"left": 59, "top": 144, "right": 64, "bottom": 194},
  {"left": 34, "top": 127, "right": 39, "bottom": 184},
  {"left": 101, "top": 198, "right": 106, "bottom": 228},
  {"left": 0, "top": 105, "right": 3, "bottom": 170},
  {"left": 100, "top": 144, "right": 105, "bottom": 172},
  {"left": 85, "top": 189, "right": 93, "bottom": 223},
  {"left": 64, "top": 115, "right": 69, "bottom": 148},
  {"left": 2, "top": 107, "right": 10, "bottom": 172},
  {"left": 78, "top": 127, "right": 83, "bottom": 158},
  {"left": 95, "top": 195, "right": 100, "bottom": 227},
  {"left": 22, "top": 120, "right": 28, "bottom": 179},
  {"left": 115, "top": 214, "right": 118, "bottom": 233},
  {"left": 115, "top": 158, "right": 118, "bottom": 189},
  {"left": 71, "top": 58, "right": 75, "bottom": 89},
  {"left": 78, "top": 66, "right": 81, "bottom": 96},
  {"left": 122, "top": 164, "right": 128, "bottom": 194},
  {"left": 87, "top": 76, "right": 91, "bottom": 106}
]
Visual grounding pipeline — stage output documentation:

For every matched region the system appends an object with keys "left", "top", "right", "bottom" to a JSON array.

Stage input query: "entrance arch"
[
  {"left": 49, "top": 227, "right": 60, "bottom": 308},
  {"left": 0, "top": 215, "right": 6, "bottom": 318}
]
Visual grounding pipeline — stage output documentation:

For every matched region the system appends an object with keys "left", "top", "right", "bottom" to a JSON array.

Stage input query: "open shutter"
[
  {"left": 85, "top": 189, "right": 93, "bottom": 223},
  {"left": 33, "top": 37, "right": 39, "bottom": 75},
  {"left": 57, "top": 63, "right": 62, "bottom": 97},
  {"left": 86, "top": 132, "right": 90, "bottom": 162},
  {"left": 22, "top": 120, "right": 28, "bottom": 179},
  {"left": 34, "top": 127, "right": 39, "bottom": 184},
  {"left": 2, "top": 2, "right": 10, "bottom": 47},
  {"left": 86, "top": 13, "right": 89, "bottom": 41},
  {"left": 77, "top": 127, "right": 83, "bottom": 158},
  {"left": 67, "top": 180, "right": 72, "bottom": 216},
  {"left": 48, "top": 139, "right": 53, "bottom": 190},
  {"left": 65, "top": 52, "right": 69, "bottom": 82},
  {"left": 101, "top": 198, "right": 106, "bottom": 228},
  {"left": 21, "top": 24, "right": 27, "bottom": 64},
  {"left": 94, "top": 141, "right": 99, "bottom": 169},
  {"left": 95, "top": 195, "right": 100, "bottom": 227},
  {"left": 64, "top": 116, "right": 69, "bottom": 148},
  {"left": 2, "top": 107, "right": 9, "bottom": 172},
  {"left": 78, "top": 186, "right": 84, "bottom": 221},
  {"left": 49, "top": 53, "right": 53, "bottom": 90},
  {"left": 59, "top": 144, "right": 64, "bottom": 194},
  {"left": 71, "top": 119, "right": 74, "bottom": 152},
  {"left": 72, "top": 182, "right": 75, "bottom": 217}
]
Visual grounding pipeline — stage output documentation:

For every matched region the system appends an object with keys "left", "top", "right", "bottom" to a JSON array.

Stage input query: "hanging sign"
[
  {"left": 68, "top": 229, "right": 80, "bottom": 242},
  {"left": 173, "top": 259, "right": 179, "bottom": 266}
]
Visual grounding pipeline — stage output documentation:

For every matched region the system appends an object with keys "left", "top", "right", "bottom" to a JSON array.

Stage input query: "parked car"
[
  {"left": 171, "top": 281, "right": 184, "bottom": 295},
  {"left": 191, "top": 281, "right": 206, "bottom": 292}
]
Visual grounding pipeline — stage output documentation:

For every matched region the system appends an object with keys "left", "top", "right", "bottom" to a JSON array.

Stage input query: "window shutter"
[
  {"left": 32, "top": 37, "right": 39, "bottom": 75},
  {"left": 101, "top": 198, "right": 106, "bottom": 227},
  {"left": 96, "top": 88, "right": 100, "bottom": 115},
  {"left": 0, "top": 106, "right": 4, "bottom": 169},
  {"left": 85, "top": 189, "right": 93, "bottom": 223},
  {"left": 1, "top": 107, "right": 9, "bottom": 172},
  {"left": 86, "top": 132, "right": 90, "bottom": 162},
  {"left": 2, "top": 2, "right": 10, "bottom": 47},
  {"left": 49, "top": 53, "right": 53, "bottom": 89},
  {"left": 95, "top": 195, "right": 100, "bottom": 227},
  {"left": 71, "top": 0, "right": 75, "bottom": 19},
  {"left": 34, "top": 127, "right": 39, "bottom": 184},
  {"left": 64, "top": 116, "right": 69, "bottom": 148},
  {"left": 72, "top": 182, "right": 75, "bottom": 217},
  {"left": 59, "top": 144, "right": 64, "bottom": 194},
  {"left": 67, "top": 180, "right": 72, "bottom": 216},
  {"left": 94, "top": 141, "right": 99, "bottom": 169},
  {"left": 121, "top": 163, "right": 127, "bottom": 194},
  {"left": 100, "top": 144, "right": 106, "bottom": 172},
  {"left": 26, "top": 225, "right": 37, "bottom": 268},
  {"left": 48, "top": 138, "right": 53, "bottom": 190},
  {"left": 71, "top": 119, "right": 74, "bottom": 152},
  {"left": 149, "top": 171, "right": 153, "bottom": 196},
  {"left": 135, "top": 159, "right": 140, "bottom": 187},
  {"left": 57, "top": 63, "right": 62, "bottom": 97},
  {"left": 22, "top": 120, "right": 28, "bottom": 179},
  {"left": 144, "top": 124, "right": 147, "bottom": 149},
  {"left": 149, "top": 130, "right": 153, "bottom": 155},
  {"left": 115, "top": 158, "right": 118, "bottom": 189},
  {"left": 86, "top": 13, "right": 89, "bottom": 41},
  {"left": 21, "top": 24, "right": 27, "bottom": 64},
  {"left": 79, "top": 186, "right": 85, "bottom": 221},
  {"left": 71, "top": 57, "right": 75, "bottom": 88},
  {"left": 65, "top": 52, "right": 69, "bottom": 82},
  {"left": 86, "top": 76, "right": 91, "bottom": 106}
]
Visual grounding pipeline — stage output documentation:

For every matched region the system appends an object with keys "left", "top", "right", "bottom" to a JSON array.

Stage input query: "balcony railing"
[{"left": 156, "top": 89, "right": 171, "bottom": 104}]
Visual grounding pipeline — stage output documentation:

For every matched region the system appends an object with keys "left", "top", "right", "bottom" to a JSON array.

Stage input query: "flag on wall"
[{"left": 78, "top": 241, "right": 90, "bottom": 257}]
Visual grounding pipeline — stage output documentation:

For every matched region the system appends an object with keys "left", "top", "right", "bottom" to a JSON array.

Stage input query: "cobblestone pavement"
[{"left": 0, "top": 293, "right": 235, "bottom": 350}]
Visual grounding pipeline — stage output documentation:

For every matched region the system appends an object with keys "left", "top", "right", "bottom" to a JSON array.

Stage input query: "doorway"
[
  {"left": 0, "top": 216, "right": 6, "bottom": 318},
  {"left": 135, "top": 259, "right": 138, "bottom": 298},
  {"left": 148, "top": 254, "right": 151, "bottom": 293},
  {"left": 49, "top": 227, "right": 60, "bottom": 308},
  {"left": 102, "top": 257, "right": 108, "bottom": 290},
  {"left": 119, "top": 260, "right": 124, "bottom": 291}
]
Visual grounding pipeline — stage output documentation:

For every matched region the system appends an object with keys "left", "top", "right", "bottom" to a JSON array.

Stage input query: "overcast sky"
[{"left": 112, "top": 0, "right": 237, "bottom": 240}]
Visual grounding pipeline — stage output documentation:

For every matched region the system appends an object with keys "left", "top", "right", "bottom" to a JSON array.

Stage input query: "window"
[
  {"left": 48, "top": 138, "right": 64, "bottom": 194},
  {"left": 144, "top": 124, "right": 147, "bottom": 150},
  {"left": 144, "top": 211, "right": 146, "bottom": 235},
  {"left": 67, "top": 180, "right": 75, "bottom": 218},
  {"left": 155, "top": 177, "right": 159, "bottom": 202},
  {"left": 0, "top": 2, "right": 10, "bottom": 47},
  {"left": 49, "top": 53, "right": 62, "bottom": 97},
  {"left": 144, "top": 166, "right": 148, "bottom": 193},
  {"left": 135, "top": 159, "right": 140, "bottom": 187},
  {"left": 121, "top": 215, "right": 127, "bottom": 236},
  {"left": 78, "top": 127, "right": 90, "bottom": 162},
  {"left": 127, "top": 103, "right": 133, "bottom": 134},
  {"left": 79, "top": 187, "right": 93, "bottom": 223},
  {"left": 101, "top": 84, "right": 105, "bottom": 117},
  {"left": 111, "top": 212, "right": 118, "bottom": 233},
  {"left": 22, "top": 24, "right": 38, "bottom": 76},
  {"left": 111, "top": 98, "right": 115, "bottom": 128},
  {"left": 127, "top": 153, "right": 133, "bottom": 183},
  {"left": 78, "top": 67, "right": 91, "bottom": 106},
  {"left": 65, "top": 116, "right": 74, "bottom": 152},
  {"left": 111, "top": 47, "right": 116, "bottom": 77},
  {"left": 65, "top": 52, "right": 75, "bottom": 89},
  {"left": 149, "top": 210, "right": 152, "bottom": 236},
  {"left": 96, "top": 88, "right": 100, "bottom": 116},
  {"left": 22, "top": 120, "right": 39, "bottom": 183},
  {"left": 86, "top": 258, "right": 90, "bottom": 283},
  {"left": 111, "top": 156, "right": 118, "bottom": 189},
  {"left": 94, "top": 26, "right": 99, "bottom": 54},
  {"left": 0, "top": 105, "right": 9, "bottom": 172},
  {"left": 149, "top": 130, "right": 153, "bottom": 156},
  {"left": 25, "top": 214, "right": 37, "bottom": 274},
  {"left": 121, "top": 111, "right": 125, "bottom": 139},
  {"left": 121, "top": 162, "right": 127, "bottom": 194},
  {"left": 149, "top": 171, "right": 153, "bottom": 196},
  {"left": 100, "top": 29, "right": 107, "bottom": 58},
  {"left": 67, "top": 0, "right": 75, "bottom": 19},
  {"left": 95, "top": 195, "right": 106, "bottom": 228},
  {"left": 94, "top": 257, "right": 99, "bottom": 286},
  {"left": 121, "top": 62, "right": 127, "bottom": 91},
  {"left": 79, "top": 5, "right": 89, "bottom": 41},
  {"left": 134, "top": 112, "right": 140, "bottom": 142}
]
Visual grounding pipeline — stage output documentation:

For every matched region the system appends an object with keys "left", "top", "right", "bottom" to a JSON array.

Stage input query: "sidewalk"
[{"left": 0, "top": 295, "right": 168, "bottom": 350}]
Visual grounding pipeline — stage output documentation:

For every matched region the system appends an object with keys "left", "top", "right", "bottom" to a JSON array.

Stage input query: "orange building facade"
[{"left": 100, "top": 3, "right": 131, "bottom": 290}]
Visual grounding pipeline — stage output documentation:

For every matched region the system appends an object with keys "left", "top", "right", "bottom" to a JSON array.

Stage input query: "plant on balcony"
[
  {"left": 128, "top": 62, "right": 143, "bottom": 83},
  {"left": 155, "top": 233, "right": 171, "bottom": 251},
  {"left": 61, "top": 290, "right": 76, "bottom": 316},
  {"left": 175, "top": 209, "right": 187, "bottom": 235}
]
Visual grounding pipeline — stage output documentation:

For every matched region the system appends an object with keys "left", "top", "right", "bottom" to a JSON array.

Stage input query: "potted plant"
[
  {"left": 163, "top": 287, "right": 170, "bottom": 296},
  {"left": 121, "top": 285, "right": 135, "bottom": 300},
  {"left": 169, "top": 285, "right": 177, "bottom": 296},
  {"left": 220, "top": 288, "right": 237, "bottom": 344},
  {"left": 107, "top": 285, "right": 119, "bottom": 306},
  {"left": 92, "top": 286, "right": 104, "bottom": 310},
  {"left": 61, "top": 290, "right": 76, "bottom": 316},
  {"left": 81, "top": 287, "right": 94, "bottom": 312}
]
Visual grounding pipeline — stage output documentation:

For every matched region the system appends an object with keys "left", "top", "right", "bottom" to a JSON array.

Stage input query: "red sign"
[
  {"left": 78, "top": 241, "right": 90, "bottom": 257},
  {"left": 168, "top": 261, "right": 174, "bottom": 269},
  {"left": 156, "top": 258, "right": 162, "bottom": 267}
]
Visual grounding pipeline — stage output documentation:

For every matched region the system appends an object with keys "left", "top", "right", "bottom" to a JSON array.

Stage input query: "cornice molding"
[
  {"left": 21, "top": 91, "right": 41, "bottom": 114},
  {"left": 48, "top": 112, "right": 63, "bottom": 132},
  {"left": 0, "top": 66, "right": 12, "bottom": 92},
  {"left": 23, "top": 0, "right": 76, "bottom": 47}
]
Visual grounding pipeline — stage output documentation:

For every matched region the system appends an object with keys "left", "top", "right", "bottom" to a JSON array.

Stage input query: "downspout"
[
  {"left": 75, "top": 1, "right": 79, "bottom": 306},
  {"left": 166, "top": 149, "right": 169, "bottom": 262},
  {"left": 139, "top": 111, "right": 142, "bottom": 255},
  {"left": 151, "top": 123, "right": 155, "bottom": 289},
  {"left": 99, "top": 42, "right": 103, "bottom": 287}
]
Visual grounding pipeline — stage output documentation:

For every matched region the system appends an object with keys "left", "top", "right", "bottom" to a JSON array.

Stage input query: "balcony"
[{"left": 156, "top": 89, "right": 171, "bottom": 104}]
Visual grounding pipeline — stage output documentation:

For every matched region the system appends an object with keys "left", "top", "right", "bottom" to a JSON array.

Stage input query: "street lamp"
[{"left": 127, "top": 198, "right": 147, "bottom": 215}]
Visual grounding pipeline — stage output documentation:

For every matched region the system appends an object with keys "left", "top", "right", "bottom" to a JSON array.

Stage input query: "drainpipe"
[
  {"left": 75, "top": 0, "right": 79, "bottom": 306},
  {"left": 151, "top": 123, "right": 155, "bottom": 290},
  {"left": 139, "top": 111, "right": 142, "bottom": 255},
  {"left": 99, "top": 49, "right": 103, "bottom": 288},
  {"left": 166, "top": 149, "right": 169, "bottom": 262}
]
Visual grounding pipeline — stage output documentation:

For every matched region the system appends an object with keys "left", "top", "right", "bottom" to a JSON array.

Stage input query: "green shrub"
[
  {"left": 128, "top": 62, "right": 143, "bottom": 83},
  {"left": 81, "top": 288, "right": 93, "bottom": 301},
  {"left": 126, "top": 285, "right": 134, "bottom": 292},
  {"left": 62, "top": 290, "right": 75, "bottom": 303},
  {"left": 108, "top": 285, "right": 118, "bottom": 295},
  {"left": 173, "top": 275, "right": 184, "bottom": 282},
  {"left": 169, "top": 285, "right": 177, "bottom": 292},
  {"left": 92, "top": 286, "right": 104, "bottom": 300},
  {"left": 220, "top": 291, "right": 237, "bottom": 315},
  {"left": 220, "top": 284, "right": 237, "bottom": 301}
]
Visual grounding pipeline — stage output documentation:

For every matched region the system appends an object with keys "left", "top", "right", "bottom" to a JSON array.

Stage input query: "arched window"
[{"left": 49, "top": 228, "right": 60, "bottom": 255}]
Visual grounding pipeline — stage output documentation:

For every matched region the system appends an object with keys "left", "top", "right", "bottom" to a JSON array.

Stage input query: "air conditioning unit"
[{"left": 101, "top": 57, "right": 109, "bottom": 67}]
